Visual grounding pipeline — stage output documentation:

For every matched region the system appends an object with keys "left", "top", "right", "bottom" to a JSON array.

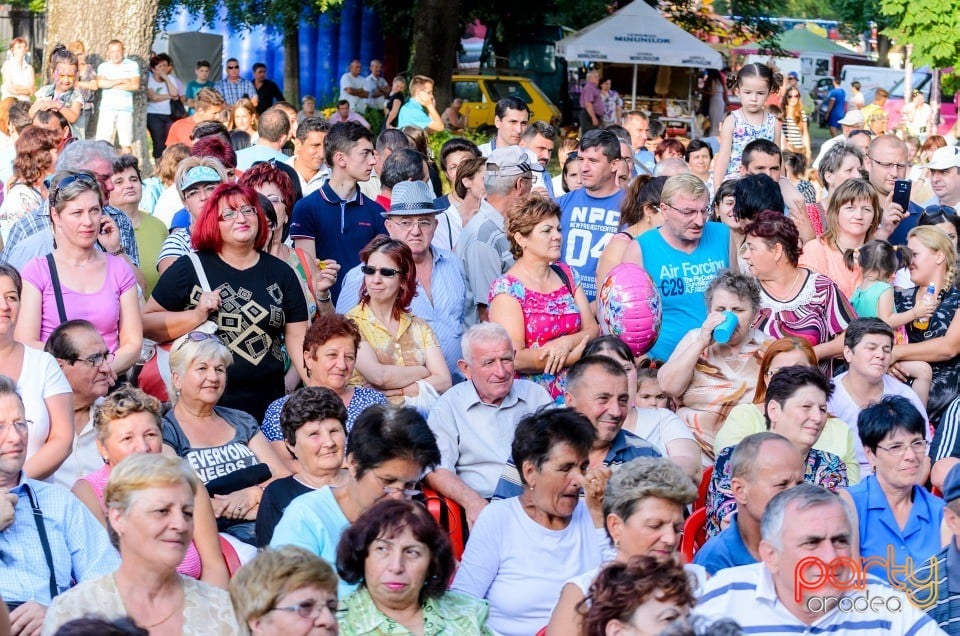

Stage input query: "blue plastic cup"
[{"left": 712, "top": 311, "right": 739, "bottom": 344}]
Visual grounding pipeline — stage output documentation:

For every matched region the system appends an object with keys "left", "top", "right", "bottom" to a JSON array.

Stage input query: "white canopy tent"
[{"left": 557, "top": 1, "right": 722, "bottom": 111}]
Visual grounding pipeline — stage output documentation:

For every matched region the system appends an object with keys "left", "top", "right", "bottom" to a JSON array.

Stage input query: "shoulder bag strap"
[
  {"left": 24, "top": 484, "right": 58, "bottom": 601},
  {"left": 550, "top": 263, "right": 575, "bottom": 296},
  {"left": 45, "top": 253, "right": 68, "bottom": 323},
  {"left": 186, "top": 251, "right": 212, "bottom": 293}
]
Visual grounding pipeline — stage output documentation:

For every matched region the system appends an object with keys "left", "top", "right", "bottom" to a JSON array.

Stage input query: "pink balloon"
[{"left": 596, "top": 263, "right": 662, "bottom": 357}]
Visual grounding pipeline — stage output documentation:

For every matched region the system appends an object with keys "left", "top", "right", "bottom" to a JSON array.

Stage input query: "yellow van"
[{"left": 452, "top": 74, "right": 561, "bottom": 129}]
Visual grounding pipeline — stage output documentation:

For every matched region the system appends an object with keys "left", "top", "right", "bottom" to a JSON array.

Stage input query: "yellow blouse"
[{"left": 346, "top": 303, "right": 441, "bottom": 403}]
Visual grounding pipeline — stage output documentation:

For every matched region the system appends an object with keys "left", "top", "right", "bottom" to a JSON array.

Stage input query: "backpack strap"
[
  {"left": 45, "top": 253, "right": 68, "bottom": 323},
  {"left": 550, "top": 263, "right": 575, "bottom": 296}
]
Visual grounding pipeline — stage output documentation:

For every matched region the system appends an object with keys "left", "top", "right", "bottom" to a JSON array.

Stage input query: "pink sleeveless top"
[{"left": 80, "top": 464, "right": 203, "bottom": 579}]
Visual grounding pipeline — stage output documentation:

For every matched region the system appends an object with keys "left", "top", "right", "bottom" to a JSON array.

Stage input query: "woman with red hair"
[
  {"left": 346, "top": 235, "right": 451, "bottom": 409},
  {"left": 143, "top": 182, "right": 310, "bottom": 420}
]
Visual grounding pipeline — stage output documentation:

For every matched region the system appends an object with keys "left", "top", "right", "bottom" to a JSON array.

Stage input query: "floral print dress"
[{"left": 489, "top": 263, "right": 583, "bottom": 400}]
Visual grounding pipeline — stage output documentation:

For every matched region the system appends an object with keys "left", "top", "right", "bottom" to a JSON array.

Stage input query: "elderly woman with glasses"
[
  {"left": 489, "top": 194, "right": 598, "bottom": 400},
  {"left": 270, "top": 404, "right": 440, "bottom": 598},
  {"left": 161, "top": 331, "right": 289, "bottom": 547},
  {"left": 346, "top": 235, "right": 451, "bottom": 408},
  {"left": 337, "top": 499, "right": 493, "bottom": 634},
  {"left": 230, "top": 546, "right": 339, "bottom": 636},
  {"left": 43, "top": 454, "right": 240, "bottom": 635},
  {"left": 17, "top": 171, "right": 142, "bottom": 377},
  {"left": 145, "top": 182, "right": 310, "bottom": 421},
  {"left": 839, "top": 396, "right": 943, "bottom": 576}
]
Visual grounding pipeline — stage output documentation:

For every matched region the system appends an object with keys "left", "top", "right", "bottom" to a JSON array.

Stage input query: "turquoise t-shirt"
[
  {"left": 269, "top": 485, "right": 354, "bottom": 597},
  {"left": 185, "top": 80, "right": 215, "bottom": 114},
  {"left": 639, "top": 222, "right": 731, "bottom": 362},
  {"left": 397, "top": 99, "right": 431, "bottom": 129},
  {"left": 849, "top": 280, "right": 890, "bottom": 318}
]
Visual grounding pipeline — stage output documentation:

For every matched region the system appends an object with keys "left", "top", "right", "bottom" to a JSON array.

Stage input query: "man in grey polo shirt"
[
  {"left": 425, "top": 323, "right": 552, "bottom": 527},
  {"left": 456, "top": 145, "right": 538, "bottom": 323}
]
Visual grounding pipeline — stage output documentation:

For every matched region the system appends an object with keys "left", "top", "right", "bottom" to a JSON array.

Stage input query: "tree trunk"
[
  {"left": 877, "top": 34, "right": 891, "bottom": 68},
  {"left": 45, "top": 0, "right": 159, "bottom": 169},
  {"left": 410, "top": 0, "right": 460, "bottom": 113},
  {"left": 283, "top": 25, "right": 300, "bottom": 105}
]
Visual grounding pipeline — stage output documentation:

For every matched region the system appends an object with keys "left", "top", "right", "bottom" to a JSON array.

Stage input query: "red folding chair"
[
  {"left": 694, "top": 465, "right": 713, "bottom": 511},
  {"left": 219, "top": 535, "right": 243, "bottom": 577},
  {"left": 421, "top": 487, "right": 467, "bottom": 561},
  {"left": 680, "top": 507, "right": 708, "bottom": 563}
]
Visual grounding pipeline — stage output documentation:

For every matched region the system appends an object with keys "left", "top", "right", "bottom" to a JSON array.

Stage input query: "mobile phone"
[{"left": 892, "top": 180, "right": 912, "bottom": 211}]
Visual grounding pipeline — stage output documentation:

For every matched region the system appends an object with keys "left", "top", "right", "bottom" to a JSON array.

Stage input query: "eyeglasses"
[
  {"left": 219, "top": 206, "right": 258, "bottom": 221},
  {"left": 226, "top": 65, "right": 239, "bottom": 70},
  {"left": 177, "top": 331, "right": 223, "bottom": 351},
  {"left": 374, "top": 473, "right": 421, "bottom": 498},
  {"left": 0, "top": 420, "right": 31, "bottom": 436},
  {"left": 875, "top": 439, "right": 929, "bottom": 457},
  {"left": 184, "top": 183, "right": 218, "bottom": 199},
  {"left": 264, "top": 194, "right": 283, "bottom": 205},
  {"left": 389, "top": 218, "right": 435, "bottom": 230},
  {"left": 662, "top": 201, "right": 709, "bottom": 218},
  {"left": 361, "top": 265, "right": 402, "bottom": 278},
  {"left": 787, "top": 94, "right": 800, "bottom": 99},
  {"left": 50, "top": 173, "right": 98, "bottom": 207},
  {"left": 868, "top": 157, "right": 909, "bottom": 171},
  {"left": 68, "top": 351, "right": 115, "bottom": 367},
  {"left": 269, "top": 600, "right": 336, "bottom": 620}
]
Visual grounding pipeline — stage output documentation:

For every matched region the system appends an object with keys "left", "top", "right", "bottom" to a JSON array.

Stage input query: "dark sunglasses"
[
  {"left": 226, "top": 65, "right": 239, "bottom": 70},
  {"left": 920, "top": 205, "right": 959, "bottom": 226},
  {"left": 50, "top": 172, "right": 98, "bottom": 206},
  {"left": 361, "top": 265, "right": 402, "bottom": 278}
]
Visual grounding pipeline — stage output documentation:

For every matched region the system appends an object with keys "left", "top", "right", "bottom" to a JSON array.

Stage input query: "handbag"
[{"left": 169, "top": 97, "right": 187, "bottom": 121}]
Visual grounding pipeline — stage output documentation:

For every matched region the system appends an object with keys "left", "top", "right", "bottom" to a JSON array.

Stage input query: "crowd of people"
[{"left": 3, "top": 46, "right": 960, "bottom": 636}]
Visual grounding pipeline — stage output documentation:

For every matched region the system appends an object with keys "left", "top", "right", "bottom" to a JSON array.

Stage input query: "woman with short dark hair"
[
  {"left": 840, "top": 395, "right": 943, "bottom": 575},
  {"left": 452, "top": 408, "right": 608, "bottom": 636},
  {"left": 270, "top": 404, "right": 440, "bottom": 598},
  {"left": 336, "top": 500, "right": 493, "bottom": 633},
  {"left": 255, "top": 386, "right": 348, "bottom": 546},
  {"left": 743, "top": 210, "right": 855, "bottom": 375},
  {"left": 706, "top": 365, "right": 848, "bottom": 535}
]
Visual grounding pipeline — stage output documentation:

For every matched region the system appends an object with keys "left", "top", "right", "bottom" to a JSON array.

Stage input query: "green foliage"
[
  {"left": 881, "top": 0, "right": 960, "bottom": 86},
  {"left": 363, "top": 107, "right": 384, "bottom": 133},
  {"left": 829, "top": 0, "right": 887, "bottom": 40}
]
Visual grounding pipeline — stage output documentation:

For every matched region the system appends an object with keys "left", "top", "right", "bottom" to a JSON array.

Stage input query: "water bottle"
[
  {"left": 713, "top": 311, "right": 739, "bottom": 344},
  {"left": 913, "top": 282, "right": 937, "bottom": 331}
]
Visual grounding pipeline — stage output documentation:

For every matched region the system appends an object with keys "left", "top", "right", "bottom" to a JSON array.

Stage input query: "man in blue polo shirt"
[
  {"left": 290, "top": 121, "right": 386, "bottom": 304},
  {"left": 695, "top": 432, "right": 804, "bottom": 575}
]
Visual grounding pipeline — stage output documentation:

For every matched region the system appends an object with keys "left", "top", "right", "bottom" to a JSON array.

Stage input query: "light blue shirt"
[
  {"left": 269, "top": 485, "right": 354, "bottom": 598},
  {"left": 0, "top": 475, "right": 119, "bottom": 605},
  {"left": 235, "top": 144, "right": 289, "bottom": 171},
  {"left": 336, "top": 246, "right": 469, "bottom": 382},
  {"left": 847, "top": 475, "right": 945, "bottom": 577},
  {"left": 397, "top": 99, "right": 432, "bottom": 129}
]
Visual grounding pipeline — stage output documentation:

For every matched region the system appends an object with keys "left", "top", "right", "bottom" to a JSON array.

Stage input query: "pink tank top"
[{"left": 80, "top": 464, "right": 203, "bottom": 579}]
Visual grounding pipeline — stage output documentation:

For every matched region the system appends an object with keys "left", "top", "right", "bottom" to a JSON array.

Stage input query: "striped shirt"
[
  {"left": 915, "top": 543, "right": 960, "bottom": 635},
  {"left": 695, "top": 563, "right": 945, "bottom": 635}
]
